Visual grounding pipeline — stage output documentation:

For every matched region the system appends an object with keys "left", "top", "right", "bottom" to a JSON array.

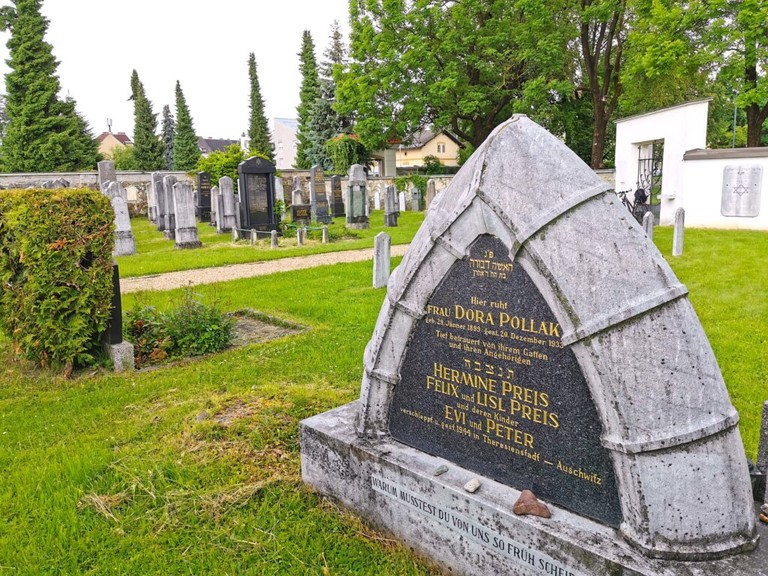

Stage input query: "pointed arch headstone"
[{"left": 301, "top": 116, "right": 758, "bottom": 575}]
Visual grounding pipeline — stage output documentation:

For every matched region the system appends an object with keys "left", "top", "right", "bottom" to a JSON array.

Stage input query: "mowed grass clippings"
[
  {"left": 117, "top": 211, "right": 425, "bottom": 278},
  {"left": 0, "top": 257, "right": 442, "bottom": 575},
  {"left": 0, "top": 225, "right": 765, "bottom": 573}
]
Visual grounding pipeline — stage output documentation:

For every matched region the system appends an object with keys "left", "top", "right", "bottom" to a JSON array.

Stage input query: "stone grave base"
[
  {"left": 104, "top": 340, "right": 134, "bottom": 372},
  {"left": 301, "top": 401, "right": 768, "bottom": 576},
  {"left": 347, "top": 222, "right": 370, "bottom": 230}
]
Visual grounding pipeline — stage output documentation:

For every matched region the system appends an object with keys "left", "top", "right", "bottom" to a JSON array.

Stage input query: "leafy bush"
[
  {"left": 325, "top": 134, "right": 370, "bottom": 174},
  {"left": 0, "top": 188, "right": 114, "bottom": 373},
  {"left": 124, "top": 288, "right": 236, "bottom": 367},
  {"left": 422, "top": 154, "right": 443, "bottom": 174},
  {"left": 195, "top": 143, "right": 245, "bottom": 184}
]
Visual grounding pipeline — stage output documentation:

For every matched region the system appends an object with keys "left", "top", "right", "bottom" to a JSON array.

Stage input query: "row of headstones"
[
  {"left": 97, "top": 161, "right": 137, "bottom": 257},
  {"left": 147, "top": 174, "right": 244, "bottom": 244},
  {"left": 289, "top": 166, "right": 344, "bottom": 225}
]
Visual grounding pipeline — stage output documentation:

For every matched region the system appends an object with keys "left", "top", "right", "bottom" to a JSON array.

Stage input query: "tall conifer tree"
[
  {"left": 0, "top": 0, "right": 99, "bottom": 172},
  {"left": 172, "top": 81, "right": 200, "bottom": 170},
  {"left": 294, "top": 30, "right": 320, "bottom": 168},
  {"left": 130, "top": 70, "right": 164, "bottom": 171},
  {"left": 247, "top": 53, "right": 274, "bottom": 161},
  {"left": 307, "top": 20, "right": 350, "bottom": 170},
  {"left": 161, "top": 104, "right": 175, "bottom": 170}
]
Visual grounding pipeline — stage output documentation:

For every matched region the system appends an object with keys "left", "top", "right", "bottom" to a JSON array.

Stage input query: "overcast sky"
[{"left": 0, "top": 0, "right": 351, "bottom": 140}]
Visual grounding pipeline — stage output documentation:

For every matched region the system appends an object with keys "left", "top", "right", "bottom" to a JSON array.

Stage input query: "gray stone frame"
[{"left": 356, "top": 116, "right": 756, "bottom": 560}]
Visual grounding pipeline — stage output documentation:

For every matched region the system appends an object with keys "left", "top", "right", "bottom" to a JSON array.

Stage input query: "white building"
[
  {"left": 272, "top": 118, "right": 299, "bottom": 170},
  {"left": 615, "top": 99, "right": 767, "bottom": 230}
]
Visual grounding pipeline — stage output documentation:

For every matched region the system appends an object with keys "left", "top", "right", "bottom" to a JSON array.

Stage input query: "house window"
[{"left": 437, "top": 142, "right": 446, "bottom": 154}]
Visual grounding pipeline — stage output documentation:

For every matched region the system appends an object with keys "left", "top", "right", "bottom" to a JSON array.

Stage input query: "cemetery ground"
[
  {"left": 118, "top": 211, "right": 425, "bottom": 278},
  {"left": 0, "top": 225, "right": 765, "bottom": 574}
]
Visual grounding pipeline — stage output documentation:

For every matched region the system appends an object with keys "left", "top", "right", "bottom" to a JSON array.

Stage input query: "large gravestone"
[
  {"left": 384, "top": 185, "right": 398, "bottom": 227},
  {"left": 152, "top": 173, "right": 165, "bottom": 230},
  {"left": 107, "top": 183, "right": 136, "bottom": 256},
  {"left": 218, "top": 176, "right": 238, "bottom": 232},
  {"left": 237, "top": 156, "right": 280, "bottom": 231},
  {"left": 197, "top": 171, "right": 212, "bottom": 223},
  {"left": 309, "top": 165, "right": 331, "bottom": 224},
  {"left": 346, "top": 164, "right": 369, "bottom": 230},
  {"left": 301, "top": 116, "right": 763, "bottom": 576},
  {"left": 173, "top": 181, "right": 202, "bottom": 249},
  {"left": 98, "top": 160, "right": 116, "bottom": 191}
]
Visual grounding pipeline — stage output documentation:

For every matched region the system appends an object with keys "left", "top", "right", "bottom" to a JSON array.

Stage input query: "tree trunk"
[
  {"left": 591, "top": 100, "right": 606, "bottom": 169},
  {"left": 745, "top": 102, "right": 768, "bottom": 148}
]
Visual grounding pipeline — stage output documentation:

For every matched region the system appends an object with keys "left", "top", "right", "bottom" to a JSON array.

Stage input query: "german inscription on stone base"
[{"left": 389, "top": 235, "right": 622, "bottom": 526}]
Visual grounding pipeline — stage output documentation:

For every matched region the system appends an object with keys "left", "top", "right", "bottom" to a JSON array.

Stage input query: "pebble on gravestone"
[
  {"left": 463, "top": 478, "right": 481, "bottom": 493},
  {"left": 513, "top": 490, "right": 551, "bottom": 518}
]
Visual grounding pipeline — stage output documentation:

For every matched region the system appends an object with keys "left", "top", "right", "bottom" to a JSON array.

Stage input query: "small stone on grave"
[
  {"left": 464, "top": 478, "right": 481, "bottom": 493},
  {"left": 433, "top": 465, "right": 448, "bottom": 476},
  {"left": 513, "top": 490, "right": 551, "bottom": 518}
]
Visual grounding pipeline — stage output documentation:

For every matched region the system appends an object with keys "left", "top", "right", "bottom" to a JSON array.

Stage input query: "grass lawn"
[
  {"left": 116, "top": 211, "right": 425, "bottom": 278},
  {"left": 0, "top": 224, "right": 765, "bottom": 574}
]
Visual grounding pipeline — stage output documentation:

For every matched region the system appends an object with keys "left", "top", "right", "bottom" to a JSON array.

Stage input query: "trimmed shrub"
[{"left": 0, "top": 188, "right": 114, "bottom": 373}]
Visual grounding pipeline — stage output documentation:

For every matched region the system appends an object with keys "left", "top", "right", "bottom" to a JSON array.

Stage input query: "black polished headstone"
[
  {"left": 237, "top": 157, "right": 279, "bottom": 232},
  {"left": 197, "top": 171, "right": 212, "bottom": 222},
  {"left": 105, "top": 262, "right": 123, "bottom": 345},
  {"left": 330, "top": 175, "right": 345, "bottom": 218},
  {"left": 389, "top": 234, "right": 622, "bottom": 527}
]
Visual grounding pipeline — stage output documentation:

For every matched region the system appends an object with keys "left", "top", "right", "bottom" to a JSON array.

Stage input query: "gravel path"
[{"left": 121, "top": 244, "right": 410, "bottom": 293}]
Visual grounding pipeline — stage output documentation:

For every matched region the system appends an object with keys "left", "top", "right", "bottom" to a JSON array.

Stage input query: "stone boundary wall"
[{"left": 0, "top": 168, "right": 614, "bottom": 216}]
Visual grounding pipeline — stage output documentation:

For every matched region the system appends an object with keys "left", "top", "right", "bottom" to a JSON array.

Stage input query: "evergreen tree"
[
  {"left": 247, "top": 53, "right": 274, "bottom": 161},
  {"left": 306, "top": 20, "right": 352, "bottom": 170},
  {"left": 0, "top": 0, "right": 99, "bottom": 172},
  {"left": 161, "top": 104, "right": 175, "bottom": 170},
  {"left": 172, "top": 81, "right": 200, "bottom": 170},
  {"left": 130, "top": 69, "right": 164, "bottom": 171},
  {"left": 294, "top": 30, "right": 320, "bottom": 168}
]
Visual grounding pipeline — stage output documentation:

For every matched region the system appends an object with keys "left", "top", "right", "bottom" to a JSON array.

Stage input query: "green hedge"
[{"left": 0, "top": 188, "right": 114, "bottom": 372}]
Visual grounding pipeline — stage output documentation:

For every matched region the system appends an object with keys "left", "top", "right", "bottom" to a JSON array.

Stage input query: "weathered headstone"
[
  {"left": 301, "top": 116, "right": 760, "bottom": 576},
  {"left": 237, "top": 156, "right": 280, "bottom": 231},
  {"left": 173, "top": 181, "right": 202, "bottom": 249},
  {"left": 197, "top": 171, "right": 212, "bottom": 223},
  {"left": 330, "top": 175, "right": 345, "bottom": 218},
  {"left": 426, "top": 178, "right": 437, "bottom": 209},
  {"left": 642, "top": 210, "right": 654, "bottom": 238},
  {"left": 152, "top": 173, "right": 165, "bottom": 230},
  {"left": 292, "top": 175, "right": 303, "bottom": 203},
  {"left": 219, "top": 176, "right": 238, "bottom": 232},
  {"left": 270, "top": 229, "right": 279, "bottom": 249},
  {"left": 108, "top": 183, "right": 136, "bottom": 256},
  {"left": 384, "top": 185, "right": 398, "bottom": 227},
  {"left": 374, "top": 187, "right": 382, "bottom": 211},
  {"left": 322, "top": 225, "right": 329, "bottom": 244},
  {"left": 673, "top": 207, "right": 685, "bottom": 256},
  {"left": 398, "top": 191, "right": 406, "bottom": 212},
  {"left": 98, "top": 160, "right": 116, "bottom": 190},
  {"left": 162, "top": 175, "right": 177, "bottom": 239},
  {"left": 346, "top": 164, "right": 370, "bottom": 230},
  {"left": 274, "top": 177, "right": 286, "bottom": 220},
  {"left": 410, "top": 187, "right": 422, "bottom": 211},
  {"left": 372, "top": 232, "right": 390, "bottom": 289},
  {"left": 210, "top": 185, "right": 219, "bottom": 228},
  {"left": 297, "top": 227, "right": 305, "bottom": 246},
  {"left": 309, "top": 165, "right": 331, "bottom": 224},
  {"left": 758, "top": 402, "right": 768, "bottom": 477}
]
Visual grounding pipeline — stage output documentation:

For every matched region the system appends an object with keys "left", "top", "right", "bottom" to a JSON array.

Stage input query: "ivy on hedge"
[{"left": 0, "top": 188, "right": 114, "bottom": 373}]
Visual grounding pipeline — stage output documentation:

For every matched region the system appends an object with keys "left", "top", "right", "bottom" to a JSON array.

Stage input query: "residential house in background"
[
  {"left": 395, "top": 129, "right": 463, "bottom": 168},
  {"left": 197, "top": 137, "right": 239, "bottom": 157},
  {"left": 97, "top": 131, "right": 132, "bottom": 158},
  {"left": 272, "top": 118, "right": 298, "bottom": 169}
]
